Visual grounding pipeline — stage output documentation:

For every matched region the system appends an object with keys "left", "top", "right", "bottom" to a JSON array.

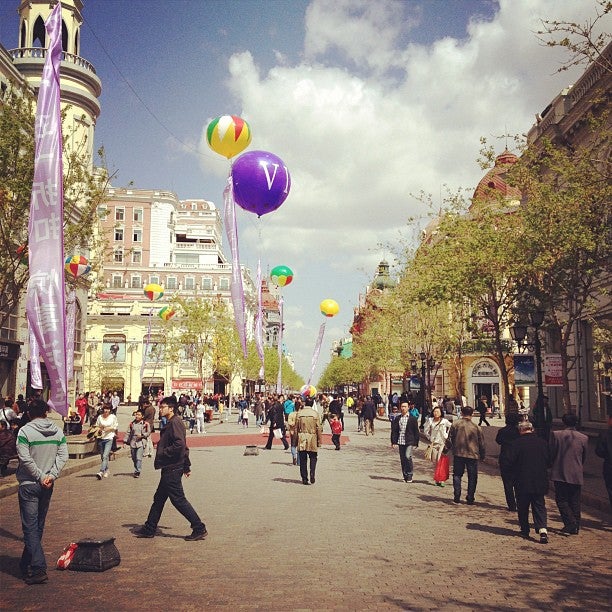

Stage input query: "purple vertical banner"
[
  {"left": 254, "top": 259, "right": 265, "bottom": 379},
  {"left": 307, "top": 323, "right": 326, "bottom": 385},
  {"left": 65, "top": 289, "right": 76, "bottom": 382},
  {"left": 25, "top": 3, "right": 69, "bottom": 416},
  {"left": 223, "top": 174, "right": 248, "bottom": 357},
  {"left": 276, "top": 296, "right": 284, "bottom": 393}
]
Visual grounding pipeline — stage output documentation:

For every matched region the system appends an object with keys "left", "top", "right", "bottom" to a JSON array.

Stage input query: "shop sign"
[{"left": 544, "top": 354, "right": 563, "bottom": 386}]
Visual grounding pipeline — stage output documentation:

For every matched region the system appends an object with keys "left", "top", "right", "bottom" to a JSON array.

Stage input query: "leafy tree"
[
  {"left": 536, "top": 0, "right": 611, "bottom": 73},
  {"left": 0, "top": 83, "right": 108, "bottom": 327},
  {"left": 509, "top": 134, "right": 611, "bottom": 410}
]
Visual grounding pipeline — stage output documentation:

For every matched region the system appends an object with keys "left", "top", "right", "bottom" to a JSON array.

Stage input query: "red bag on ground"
[{"left": 434, "top": 454, "right": 450, "bottom": 482}]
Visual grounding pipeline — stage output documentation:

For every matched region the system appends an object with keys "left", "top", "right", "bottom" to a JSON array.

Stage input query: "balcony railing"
[
  {"left": 9, "top": 48, "right": 97, "bottom": 74},
  {"left": 463, "top": 339, "right": 514, "bottom": 354}
]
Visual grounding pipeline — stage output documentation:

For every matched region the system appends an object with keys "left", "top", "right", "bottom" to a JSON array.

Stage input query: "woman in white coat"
[{"left": 424, "top": 406, "right": 451, "bottom": 486}]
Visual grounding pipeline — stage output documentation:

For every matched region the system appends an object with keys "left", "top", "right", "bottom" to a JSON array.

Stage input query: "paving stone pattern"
[{"left": 0, "top": 413, "right": 610, "bottom": 611}]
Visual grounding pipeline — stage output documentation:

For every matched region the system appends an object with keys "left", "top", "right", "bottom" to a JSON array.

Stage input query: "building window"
[
  {"left": 202, "top": 277, "right": 212, "bottom": 290},
  {"left": 114, "top": 228, "right": 124, "bottom": 241},
  {"left": 0, "top": 299, "right": 18, "bottom": 341},
  {"left": 166, "top": 277, "right": 177, "bottom": 290},
  {"left": 132, "top": 249, "right": 142, "bottom": 264},
  {"left": 97, "top": 205, "right": 108, "bottom": 218},
  {"left": 184, "top": 277, "right": 195, "bottom": 290},
  {"left": 115, "top": 207, "right": 124, "bottom": 222},
  {"left": 219, "top": 277, "right": 229, "bottom": 290},
  {"left": 191, "top": 203, "right": 198, "bottom": 210},
  {"left": 133, "top": 208, "right": 143, "bottom": 223},
  {"left": 112, "top": 275, "right": 123, "bottom": 288},
  {"left": 131, "top": 275, "right": 142, "bottom": 289},
  {"left": 149, "top": 275, "right": 160, "bottom": 285},
  {"left": 114, "top": 249, "right": 123, "bottom": 263},
  {"left": 133, "top": 229, "right": 142, "bottom": 242},
  {"left": 74, "top": 300, "right": 83, "bottom": 353}
]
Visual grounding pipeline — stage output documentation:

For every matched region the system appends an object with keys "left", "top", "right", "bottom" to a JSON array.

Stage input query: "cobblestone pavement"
[{"left": 1, "top": 414, "right": 610, "bottom": 611}]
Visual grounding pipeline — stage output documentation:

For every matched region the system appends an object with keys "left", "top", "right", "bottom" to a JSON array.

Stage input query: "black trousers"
[
  {"left": 145, "top": 467, "right": 205, "bottom": 533},
  {"left": 554, "top": 481, "right": 582, "bottom": 531},
  {"left": 453, "top": 456, "right": 478, "bottom": 502},
  {"left": 516, "top": 490, "right": 547, "bottom": 534},
  {"left": 298, "top": 450, "right": 317, "bottom": 483},
  {"left": 500, "top": 466, "right": 517, "bottom": 510},
  {"left": 265, "top": 426, "right": 288, "bottom": 450}
]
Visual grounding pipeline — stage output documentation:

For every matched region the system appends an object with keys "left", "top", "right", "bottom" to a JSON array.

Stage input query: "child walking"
[
  {"left": 124, "top": 410, "right": 150, "bottom": 478},
  {"left": 330, "top": 414, "right": 342, "bottom": 450}
]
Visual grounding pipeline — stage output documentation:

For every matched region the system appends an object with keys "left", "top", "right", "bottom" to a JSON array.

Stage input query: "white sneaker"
[
  {"left": 103, "top": 472, "right": 109, "bottom": 478},
  {"left": 96, "top": 472, "right": 102, "bottom": 480}
]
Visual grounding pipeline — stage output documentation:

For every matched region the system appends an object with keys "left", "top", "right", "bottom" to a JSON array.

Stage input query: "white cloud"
[{"left": 196, "top": 0, "right": 599, "bottom": 379}]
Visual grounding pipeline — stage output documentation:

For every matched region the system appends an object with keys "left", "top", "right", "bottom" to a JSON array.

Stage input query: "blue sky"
[{"left": 0, "top": 0, "right": 601, "bottom": 382}]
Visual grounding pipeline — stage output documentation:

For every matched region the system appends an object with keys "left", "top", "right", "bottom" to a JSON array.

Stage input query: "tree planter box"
[{"left": 66, "top": 435, "right": 97, "bottom": 459}]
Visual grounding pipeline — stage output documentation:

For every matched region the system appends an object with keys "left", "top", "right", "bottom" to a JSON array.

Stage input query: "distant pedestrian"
[
  {"left": 423, "top": 407, "right": 451, "bottom": 486},
  {"left": 110, "top": 391, "right": 120, "bottom": 414},
  {"left": 241, "top": 406, "right": 253, "bottom": 428},
  {"left": 495, "top": 412, "right": 521, "bottom": 511},
  {"left": 264, "top": 394, "right": 289, "bottom": 451},
  {"left": 330, "top": 414, "right": 342, "bottom": 450},
  {"left": 501, "top": 421, "right": 550, "bottom": 543},
  {"left": 134, "top": 396, "right": 207, "bottom": 541},
  {"left": 361, "top": 396, "right": 376, "bottom": 436},
  {"left": 295, "top": 397, "right": 322, "bottom": 485},
  {"left": 124, "top": 410, "right": 150, "bottom": 478},
  {"left": 94, "top": 404, "right": 118, "bottom": 480},
  {"left": 595, "top": 414, "right": 612, "bottom": 512},
  {"left": 390, "top": 401, "right": 420, "bottom": 483},
  {"left": 194, "top": 402, "right": 207, "bottom": 434},
  {"left": 477, "top": 396, "right": 491, "bottom": 426},
  {"left": 16, "top": 399, "right": 68, "bottom": 584},
  {"left": 142, "top": 400, "right": 156, "bottom": 457},
  {"left": 287, "top": 398, "right": 302, "bottom": 465},
  {"left": 550, "top": 413, "right": 588, "bottom": 535},
  {"left": 444, "top": 406, "right": 485, "bottom": 504}
]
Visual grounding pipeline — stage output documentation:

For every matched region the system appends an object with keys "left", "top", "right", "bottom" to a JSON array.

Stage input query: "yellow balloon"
[
  {"left": 206, "top": 115, "right": 252, "bottom": 159},
  {"left": 320, "top": 299, "right": 339, "bottom": 318}
]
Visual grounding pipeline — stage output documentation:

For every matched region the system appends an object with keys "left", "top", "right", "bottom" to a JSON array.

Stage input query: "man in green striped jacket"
[{"left": 16, "top": 398, "right": 68, "bottom": 585}]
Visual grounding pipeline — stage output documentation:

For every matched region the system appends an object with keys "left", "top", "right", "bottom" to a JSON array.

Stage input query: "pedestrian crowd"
[{"left": 4, "top": 386, "right": 611, "bottom": 589}]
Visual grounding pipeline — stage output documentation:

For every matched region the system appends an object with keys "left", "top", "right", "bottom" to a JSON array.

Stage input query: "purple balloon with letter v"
[{"left": 231, "top": 150, "right": 291, "bottom": 217}]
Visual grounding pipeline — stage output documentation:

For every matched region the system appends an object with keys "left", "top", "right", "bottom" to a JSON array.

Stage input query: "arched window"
[
  {"left": 32, "top": 16, "right": 45, "bottom": 47},
  {"left": 20, "top": 21, "right": 26, "bottom": 48},
  {"left": 74, "top": 300, "right": 83, "bottom": 353},
  {"left": 61, "top": 20, "right": 68, "bottom": 52}
]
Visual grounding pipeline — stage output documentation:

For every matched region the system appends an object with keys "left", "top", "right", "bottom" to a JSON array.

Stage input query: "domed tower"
[
  {"left": 10, "top": 0, "right": 101, "bottom": 166},
  {"left": 470, "top": 150, "right": 521, "bottom": 212},
  {"left": 372, "top": 260, "right": 395, "bottom": 291}
]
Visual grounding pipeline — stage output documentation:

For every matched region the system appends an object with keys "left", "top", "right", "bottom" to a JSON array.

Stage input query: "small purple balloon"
[{"left": 231, "top": 150, "right": 291, "bottom": 217}]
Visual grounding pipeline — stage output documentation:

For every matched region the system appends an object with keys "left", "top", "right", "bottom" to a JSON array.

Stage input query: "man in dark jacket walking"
[
  {"left": 390, "top": 402, "right": 420, "bottom": 482},
  {"left": 361, "top": 396, "right": 377, "bottom": 436},
  {"left": 444, "top": 405, "right": 485, "bottom": 505},
  {"left": 134, "top": 396, "right": 207, "bottom": 541},
  {"left": 264, "top": 394, "right": 289, "bottom": 450},
  {"left": 501, "top": 420, "right": 550, "bottom": 544},
  {"left": 550, "top": 413, "right": 588, "bottom": 535}
]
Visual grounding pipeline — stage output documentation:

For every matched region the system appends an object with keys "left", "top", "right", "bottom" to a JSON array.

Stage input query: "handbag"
[
  {"left": 434, "top": 454, "right": 450, "bottom": 482},
  {"left": 273, "top": 428, "right": 283, "bottom": 439},
  {"left": 86, "top": 425, "right": 103, "bottom": 440}
]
